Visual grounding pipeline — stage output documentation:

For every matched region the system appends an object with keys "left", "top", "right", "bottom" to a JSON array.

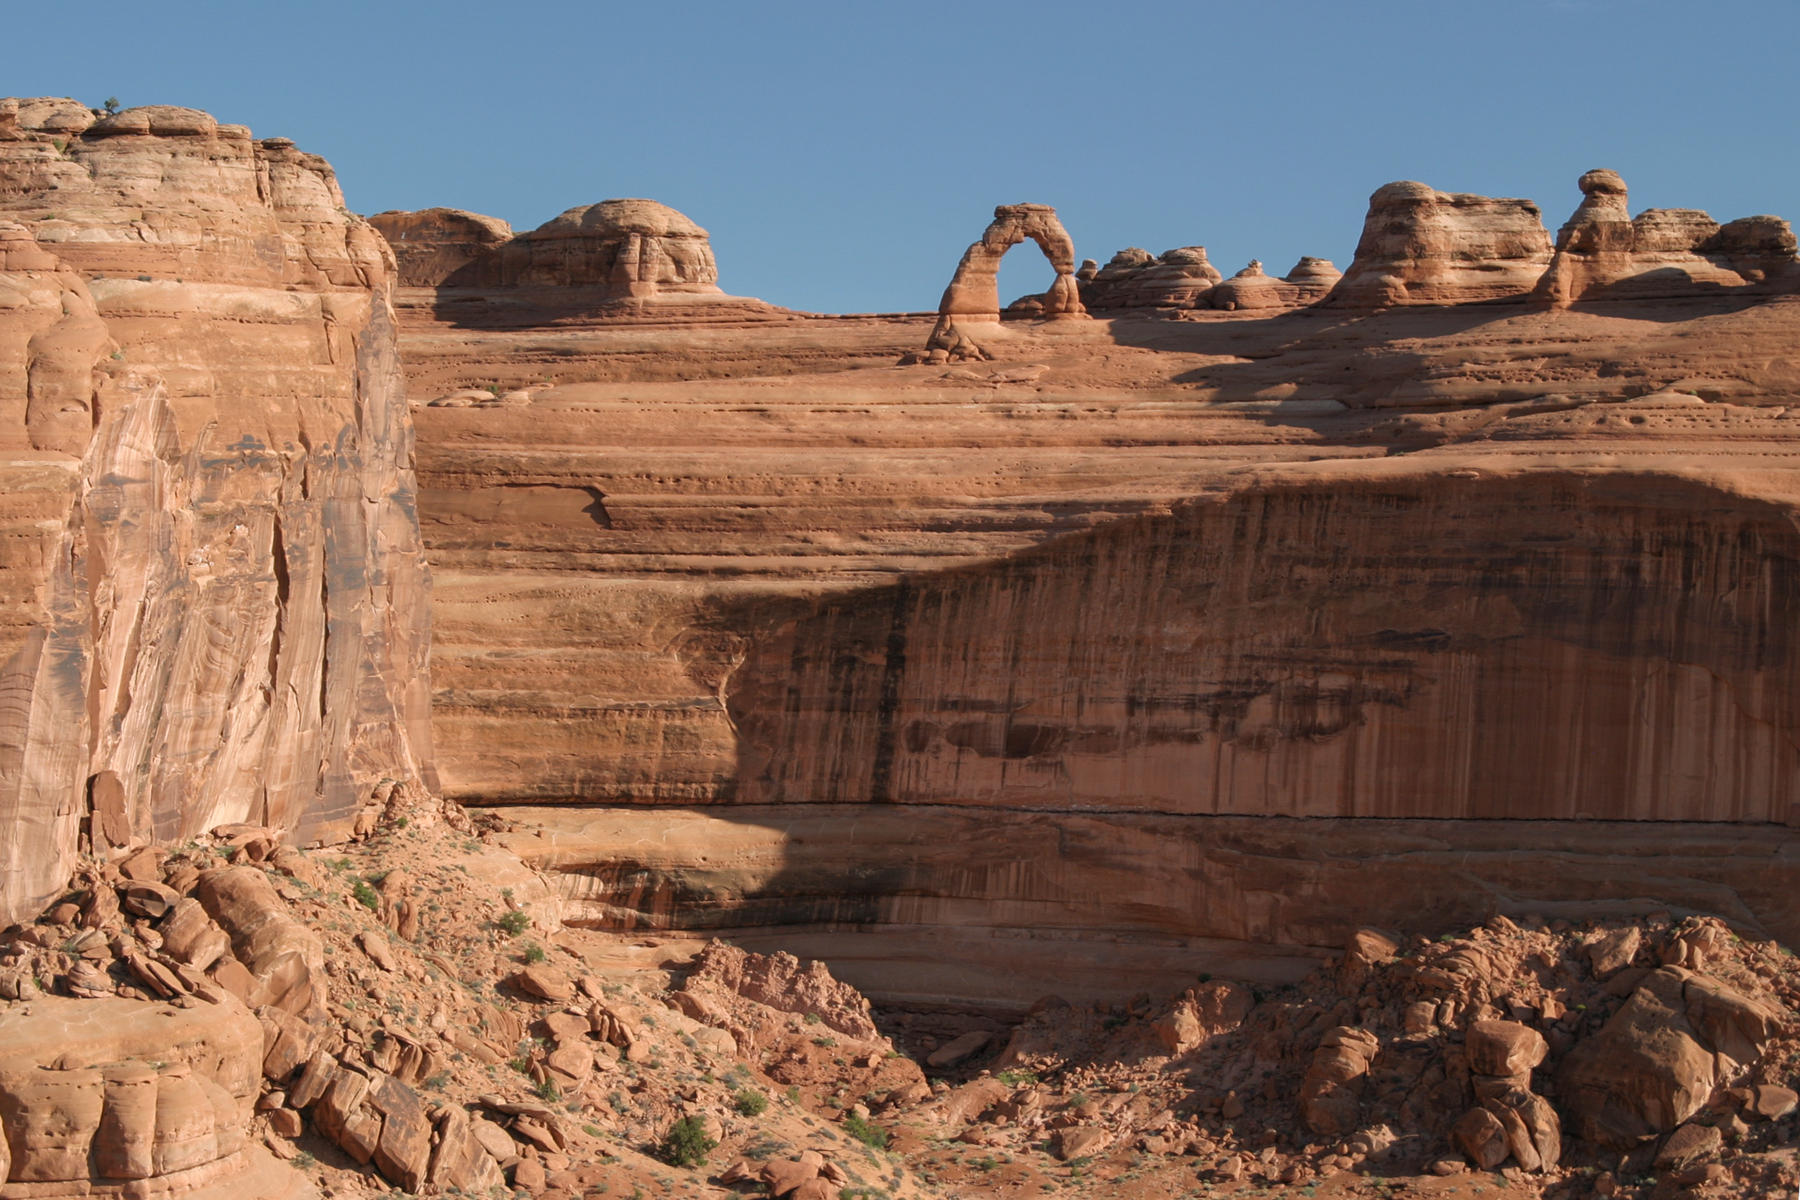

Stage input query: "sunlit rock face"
[
  {"left": 372, "top": 199, "right": 722, "bottom": 295},
  {"left": 1326, "top": 180, "right": 1554, "bottom": 306},
  {"left": 0, "top": 98, "right": 433, "bottom": 923},
  {"left": 1537, "top": 168, "right": 1800, "bottom": 304}
]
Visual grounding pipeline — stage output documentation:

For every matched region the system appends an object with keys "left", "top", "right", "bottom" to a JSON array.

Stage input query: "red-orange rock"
[
  {"left": 1465, "top": 1021, "right": 1548, "bottom": 1078},
  {"left": 1327, "top": 180, "right": 1552, "bottom": 306},
  {"left": 0, "top": 96, "right": 433, "bottom": 927}
]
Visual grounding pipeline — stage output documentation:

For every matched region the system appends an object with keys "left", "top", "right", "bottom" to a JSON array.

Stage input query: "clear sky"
[{"left": 11, "top": 0, "right": 1799, "bottom": 313}]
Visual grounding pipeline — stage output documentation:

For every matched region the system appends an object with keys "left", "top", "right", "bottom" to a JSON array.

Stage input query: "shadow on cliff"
[{"left": 631, "top": 470, "right": 1800, "bottom": 1010}]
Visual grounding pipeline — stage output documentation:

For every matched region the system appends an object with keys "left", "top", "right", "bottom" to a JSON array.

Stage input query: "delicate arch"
[{"left": 925, "top": 203, "right": 1085, "bottom": 361}]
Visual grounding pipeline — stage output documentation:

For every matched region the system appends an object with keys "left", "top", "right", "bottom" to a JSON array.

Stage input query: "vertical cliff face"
[
  {"left": 724, "top": 471, "right": 1800, "bottom": 825},
  {"left": 0, "top": 99, "right": 433, "bottom": 923}
]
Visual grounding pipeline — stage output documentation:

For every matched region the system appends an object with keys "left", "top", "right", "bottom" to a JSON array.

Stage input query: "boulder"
[
  {"left": 1558, "top": 967, "right": 1786, "bottom": 1146},
  {"left": 513, "top": 963, "right": 574, "bottom": 1002},
  {"left": 193, "top": 868, "right": 324, "bottom": 1018},
  {"left": 926, "top": 1029, "right": 991, "bottom": 1068},
  {"left": 1299, "top": 1027, "right": 1379, "bottom": 1137},
  {"left": 1051, "top": 1124, "right": 1109, "bottom": 1161},
  {"left": 1585, "top": 927, "right": 1642, "bottom": 978},
  {"left": 1654, "top": 1121, "right": 1722, "bottom": 1168},
  {"left": 1466, "top": 1020, "right": 1548, "bottom": 1077}
]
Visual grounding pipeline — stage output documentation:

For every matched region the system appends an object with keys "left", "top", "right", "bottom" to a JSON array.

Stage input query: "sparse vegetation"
[
  {"left": 350, "top": 878, "right": 379, "bottom": 911},
  {"left": 734, "top": 1088, "right": 768, "bottom": 1116},
  {"left": 495, "top": 909, "right": 530, "bottom": 936},
  {"left": 659, "top": 1116, "right": 716, "bottom": 1168},
  {"left": 843, "top": 1114, "right": 889, "bottom": 1149}
]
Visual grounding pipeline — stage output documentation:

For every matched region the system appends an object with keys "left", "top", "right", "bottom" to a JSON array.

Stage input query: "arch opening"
[{"left": 923, "top": 203, "right": 1087, "bottom": 361}]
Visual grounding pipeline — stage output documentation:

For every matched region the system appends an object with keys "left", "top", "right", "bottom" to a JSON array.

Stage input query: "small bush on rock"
[
  {"left": 843, "top": 1114, "right": 888, "bottom": 1149},
  {"left": 661, "top": 1115, "right": 717, "bottom": 1167}
]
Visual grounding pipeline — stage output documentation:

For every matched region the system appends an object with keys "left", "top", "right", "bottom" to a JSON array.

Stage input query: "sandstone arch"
[{"left": 925, "top": 203, "right": 1085, "bottom": 361}]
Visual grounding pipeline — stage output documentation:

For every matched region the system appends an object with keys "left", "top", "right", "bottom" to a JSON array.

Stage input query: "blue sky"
[{"left": 11, "top": 0, "right": 1799, "bottom": 313}]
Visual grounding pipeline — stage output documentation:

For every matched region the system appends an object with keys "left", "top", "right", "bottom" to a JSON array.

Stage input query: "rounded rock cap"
[
  {"left": 1159, "top": 246, "right": 1212, "bottom": 265},
  {"left": 1371, "top": 180, "right": 1439, "bottom": 205},
  {"left": 1285, "top": 256, "right": 1342, "bottom": 281},
  {"left": 534, "top": 199, "right": 708, "bottom": 239},
  {"left": 88, "top": 105, "right": 219, "bottom": 138},
  {"left": 1578, "top": 168, "right": 1627, "bottom": 196}
]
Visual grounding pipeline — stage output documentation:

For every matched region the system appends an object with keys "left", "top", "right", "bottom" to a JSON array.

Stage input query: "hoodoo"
[{"left": 1536, "top": 167, "right": 1800, "bottom": 304}]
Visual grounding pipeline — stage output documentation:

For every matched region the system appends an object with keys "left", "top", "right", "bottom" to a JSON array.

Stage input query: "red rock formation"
[
  {"left": 366, "top": 206, "right": 513, "bottom": 288},
  {"left": 410, "top": 285, "right": 1800, "bottom": 1007},
  {"left": 374, "top": 199, "right": 722, "bottom": 295},
  {"left": 925, "top": 203, "right": 1085, "bottom": 361},
  {"left": 1327, "top": 180, "right": 1553, "bottom": 305},
  {"left": 371, "top": 198, "right": 776, "bottom": 329},
  {"left": 1079, "top": 246, "right": 1223, "bottom": 309},
  {"left": 0, "top": 98, "right": 433, "bottom": 924},
  {"left": 1537, "top": 168, "right": 1800, "bottom": 304},
  {"left": 0, "top": 995, "right": 312, "bottom": 1199}
]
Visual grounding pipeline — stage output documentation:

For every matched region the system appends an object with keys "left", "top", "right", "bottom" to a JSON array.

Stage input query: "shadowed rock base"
[{"left": 495, "top": 804, "right": 1800, "bottom": 1011}]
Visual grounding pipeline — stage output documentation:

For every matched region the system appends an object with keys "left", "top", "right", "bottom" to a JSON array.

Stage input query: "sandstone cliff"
[
  {"left": 409, "top": 282, "right": 1800, "bottom": 1007},
  {"left": 0, "top": 98, "right": 433, "bottom": 925}
]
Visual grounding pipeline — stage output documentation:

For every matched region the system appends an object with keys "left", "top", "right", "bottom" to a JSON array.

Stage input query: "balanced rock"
[
  {"left": 1558, "top": 965, "right": 1788, "bottom": 1146},
  {"left": 1465, "top": 1020, "right": 1548, "bottom": 1078},
  {"left": 1298, "top": 1026, "right": 1379, "bottom": 1137}
]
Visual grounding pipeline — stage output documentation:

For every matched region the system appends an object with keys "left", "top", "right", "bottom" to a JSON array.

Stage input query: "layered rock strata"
[
  {"left": 372, "top": 199, "right": 721, "bottom": 295},
  {"left": 364, "top": 206, "right": 513, "bottom": 288},
  {"left": 1079, "top": 250, "right": 1339, "bottom": 311},
  {"left": 1077, "top": 246, "right": 1223, "bottom": 309},
  {"left": 410, "top": 289, "right": 1800, "bottom": 1006},
  {"left": 0, "top": 996, "right": 313, "bottom": 1199},
  {"left": 0, "top": 98, "right": 434, "bottom": 924},
  {"left": 1326, "top": 180, "right": 1554, "bottom": 306}
]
